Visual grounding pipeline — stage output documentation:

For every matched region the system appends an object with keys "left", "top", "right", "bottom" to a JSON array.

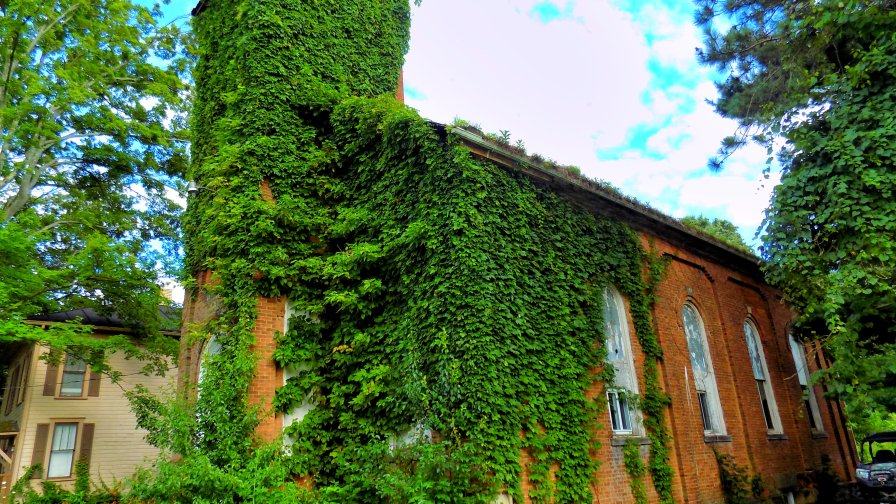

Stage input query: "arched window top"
[
  {"left": 682, "top": 303, "right": 709, "bottom": 375},
  {"left": 788, "top": 333, "right": 824, "bottom": 432},
  {"left": 681, "top": 302, "right": 726, "bottom": 434},
  {"left": 743, "top": 319, "right": 782, "bottom": 433},
  {"left": 197, "top": 334, "right": 221, "bottom": 385},
  {"left": 603, "top": 286, "right": 629, "bottom": 362},
  {"left": 743, "top": 319, "right": 765, "bottom": 380},
  {"left": 788, "top": 334, "right": 811, "bottom": 385},
  {"left": 602, "top": 286, "right": 640, "bottom": 435}
]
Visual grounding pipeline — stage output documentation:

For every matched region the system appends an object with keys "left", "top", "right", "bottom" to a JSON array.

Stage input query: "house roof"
[
  {"left": 191, "top": 0, "right": 208, "bottom": 16},
  {"left": 446, "top": 124, "right": 764, "bottom": 278},
  {"left": 28, "top": 307, "right": 181, "bottom": 335},
  {"left": 2, "top": 307, "right": 178, "bottom": 366}
]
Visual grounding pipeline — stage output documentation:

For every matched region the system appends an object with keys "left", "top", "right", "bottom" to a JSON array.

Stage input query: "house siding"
[{"left": 1, "top": 346, "right": 171, "bottom": 494}]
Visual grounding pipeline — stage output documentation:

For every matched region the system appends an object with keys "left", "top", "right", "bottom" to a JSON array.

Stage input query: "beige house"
[{"left": 0, "top": 309, "right": 176, "bottom": 498}]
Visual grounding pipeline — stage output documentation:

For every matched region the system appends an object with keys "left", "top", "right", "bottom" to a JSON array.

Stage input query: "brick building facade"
[
  {"left": 180, "top": 2, "right": 855, "bottom": 501},
  {"left": 180, "top": 126, "right": 856, "bottom": 503}
]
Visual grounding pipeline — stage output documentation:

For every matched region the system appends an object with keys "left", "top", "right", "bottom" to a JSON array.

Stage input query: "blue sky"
[
  {"left": 164, "top": 0, "right": 777, "bottom": 248},
  {"left": 403, "top": 0, "right": 779, "bottom": 248}
]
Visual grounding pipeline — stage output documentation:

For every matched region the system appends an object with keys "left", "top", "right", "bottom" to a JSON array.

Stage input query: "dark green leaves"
[{"left": 697, "top": 0, "right": 896, "bottom": 435}]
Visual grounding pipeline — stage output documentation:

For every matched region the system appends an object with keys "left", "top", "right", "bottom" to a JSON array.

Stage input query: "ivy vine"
[
  {"left": 623, "top": 439, "right": 649, "bottom": 504},
  {"left": 171, "top": 1, "right": 680, "bottom": 502}
]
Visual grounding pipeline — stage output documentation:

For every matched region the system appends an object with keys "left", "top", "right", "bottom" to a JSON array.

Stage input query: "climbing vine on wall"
[{"left": 155, "top": 0, "right": 679, "bottom": 502}]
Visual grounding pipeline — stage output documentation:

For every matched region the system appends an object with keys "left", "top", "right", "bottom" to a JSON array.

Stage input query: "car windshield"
[{"left": 868, "top": 443, "right": 896, "bottom": 464}]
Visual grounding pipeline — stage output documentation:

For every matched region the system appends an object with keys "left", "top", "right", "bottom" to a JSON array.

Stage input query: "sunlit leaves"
[{"left": 0, "top": 0, "right": 191, "bottom": 358}]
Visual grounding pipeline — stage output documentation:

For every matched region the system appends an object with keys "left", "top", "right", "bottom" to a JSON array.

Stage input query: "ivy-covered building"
[{"left": 179, "top": 1, "right": 856, "bottom": 502}]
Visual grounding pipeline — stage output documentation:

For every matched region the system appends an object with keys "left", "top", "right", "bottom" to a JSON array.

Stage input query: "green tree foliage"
[
  {"left": 680, "top": 215, "right": 750, "bottom": 250},
  {"left": 696, "top": 0, "right": 896, "bottom": 431},
  {"left": 0, "top": 0, "right": 191, "bottom": 368}
]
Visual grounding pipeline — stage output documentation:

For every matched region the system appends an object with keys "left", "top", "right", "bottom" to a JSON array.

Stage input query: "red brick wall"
[
  {"left": 512, "top": 233, "right": 857, "bottom": 503},
  {"left": 180, "top": 230, "right": 856, "bottom": 503},
  {"left": 249, "top": 295, "right": 286, "bottom": 442},
  {"left": 395, "top": 68, "right": 404, "bottom": 103},
  {"left": 178, "top": 280, "right": 286, "bottom": 441},
  {"left": 612, "top": 233, "right": 856, "bottom": 503}
]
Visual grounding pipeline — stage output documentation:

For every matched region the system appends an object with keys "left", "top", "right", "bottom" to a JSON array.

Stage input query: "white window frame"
[
  {"left": 603, "top": 287, "right": 640, "bottom": 435},
  {"left": 46, "top": 422, "right": 79, "bottom": 479},
  {"left": 788, "top": 335, "right": 824, "bottom": 432},
  {"left": 58, "top": 354, "right": 87, "bottom": 398},
  {"left": 743, "top": 319, "right": 782, "bottom": 434},
  {"left": 281, "top": 302, "right": 315, "bottom": 445},
  {"left": 197, "top": 335, "right": 222, "bottom": 390},
  {"left": 682, "top": 303, "right": 726, "bottom": 436}
]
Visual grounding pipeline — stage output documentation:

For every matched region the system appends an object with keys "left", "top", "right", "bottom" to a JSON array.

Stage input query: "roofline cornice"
[{"left": 446, "top": 125, "right": 764, "bottom": 278}]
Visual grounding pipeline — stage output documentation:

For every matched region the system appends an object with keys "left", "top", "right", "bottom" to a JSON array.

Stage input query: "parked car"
[{"left": 855, "top": 431, "right": 896, "bottom": 502}]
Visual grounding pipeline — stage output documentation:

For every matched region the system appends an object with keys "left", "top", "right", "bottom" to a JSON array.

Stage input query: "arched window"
[
  {"left": 196, "top": 334, "right": 221, "bottom": 388},
  {"left": 788, "top": 335, "right": 824, "bottom": 432},
  {"left": 682, "top": 303, "right": 726, "bottom": 435},
  {"left": 743, "top": 320, "right": 782, "bottom": 433},
  {"left": 282, "top": 302, "right": 314, "bottom": 444},
  {"left": 603, "top": 287, "right": 640, "bottom": 435}
]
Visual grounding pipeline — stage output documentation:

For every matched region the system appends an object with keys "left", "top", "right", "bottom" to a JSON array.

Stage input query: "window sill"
[
  {"left": 704, "top": 434, "right": 732, "bottom": 444},
  {"left": 767, "top": 433, "right": 788, "bottom": 441},
  {"left": 54, "top": 396, "right": 87, "bottom": 400},
  {"left": 610, "top": 435, "right": 651, "bottom": 447},
  {"left": 811, "top": 431, "right": 828, "bottom": 440}
]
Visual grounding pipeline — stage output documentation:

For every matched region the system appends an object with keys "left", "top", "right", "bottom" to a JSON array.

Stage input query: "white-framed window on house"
[
  {"left": 44, "top": 352, "right": 99, "bottom": 399},
  {"left": 59, "top": 355, "right": 87, "bottom": 397},
  {"left": 603, "top": 287, "right": 640, "bottom": 435},
  {"left": 46, "top": 423, "right": 78, "bottom": 478},
  {"left": 788, "top": 335, "right": 824, "bottom": 432},
  {"left": 682, "top": 303, "right": 726, "bottom": 435},
  {"left": 32, "top": 420, "right": 94, "bottom": 481},
  {"left": 743, "top": 319, "right": 782, "bottom": 433}
]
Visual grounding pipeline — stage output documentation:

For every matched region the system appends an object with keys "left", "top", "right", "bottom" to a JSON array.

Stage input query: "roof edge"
[{"left": 446, "top": 125, "right": 764, "bottom": 277}]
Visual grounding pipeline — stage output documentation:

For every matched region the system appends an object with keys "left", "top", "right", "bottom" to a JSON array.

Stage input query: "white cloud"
[
  {"left": 405, "top": 0, "right": 652, "bottom": 166},
  {"left": 404, "top": 0, "right": 776, "bottom": 248}
]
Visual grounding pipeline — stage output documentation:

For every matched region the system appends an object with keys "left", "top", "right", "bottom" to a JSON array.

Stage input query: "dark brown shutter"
[
  {"left": 31, "top": 423, "right": 49, "bottom": 479},
  {"left": 78, "top": 423, "right": 95, "bottom": 468},
  {"left": 18, "top": 351, "right": 32, "bottom": 405},
  {"left": 43, "top": 363, "right": 59, "bottom": 397},
  {"left": 87, "top": 370, "right": 101, "bottom": 397},
  {"left": 4, "top": 367, "right": 18, "bottom": 414}
]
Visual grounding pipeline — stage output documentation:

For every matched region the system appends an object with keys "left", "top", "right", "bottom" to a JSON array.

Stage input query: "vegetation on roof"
[{"left": 449, "top": 119, "right": 759, "bottom": 260}]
